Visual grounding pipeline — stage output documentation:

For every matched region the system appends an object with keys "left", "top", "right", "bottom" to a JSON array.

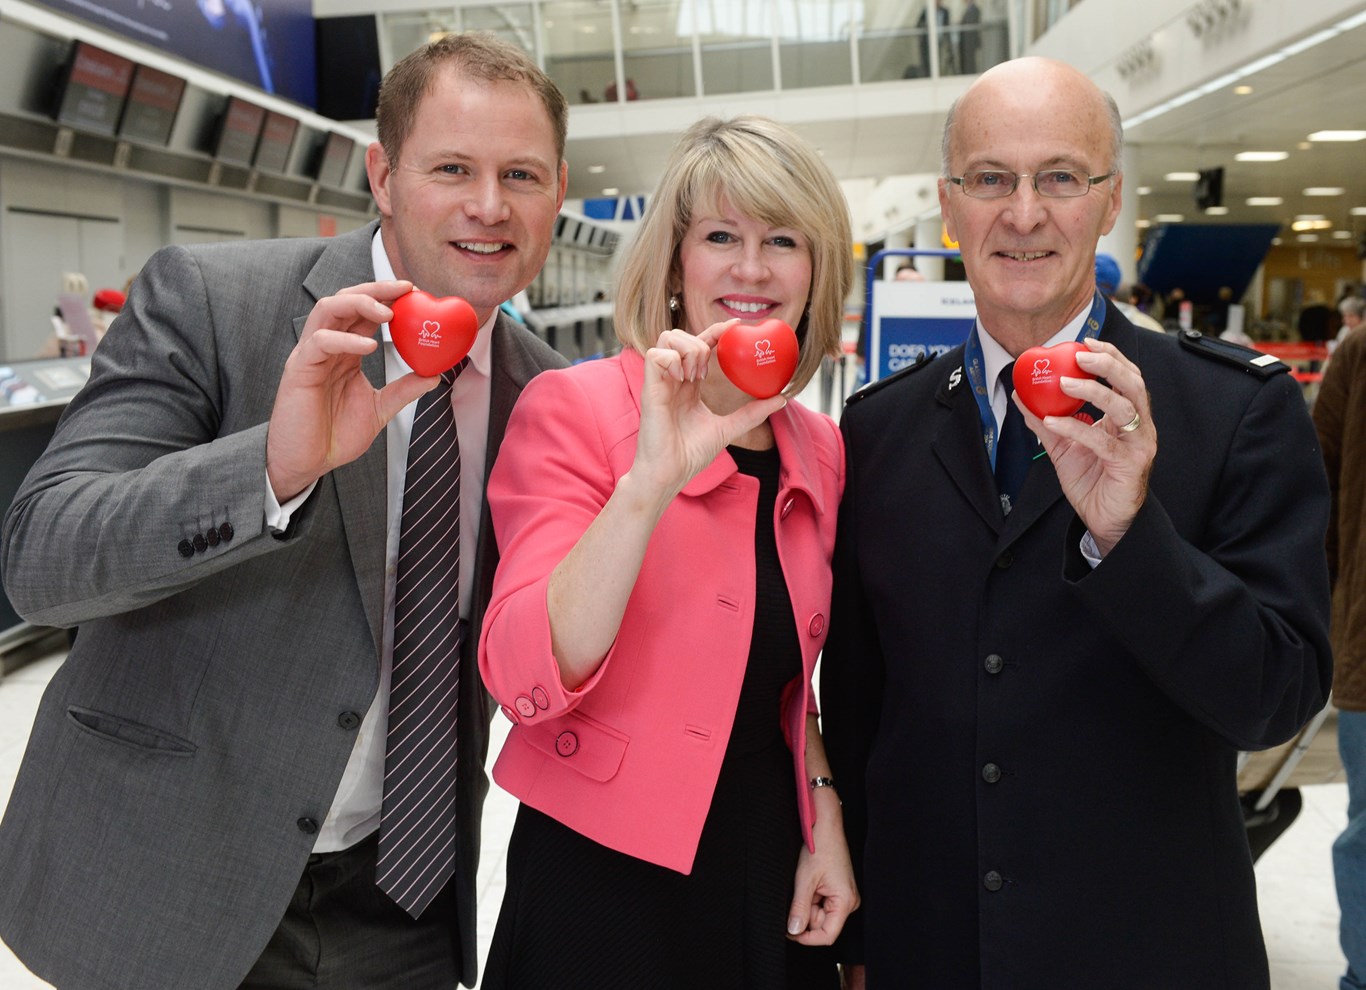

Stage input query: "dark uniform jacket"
[{"left": 822, "top": 308, "right": 1332, "bottom": 989}]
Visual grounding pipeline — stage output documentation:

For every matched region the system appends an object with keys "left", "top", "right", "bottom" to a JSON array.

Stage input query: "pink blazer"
[{"left": 479, "top": 348, "right": 844, "bottom": 874}]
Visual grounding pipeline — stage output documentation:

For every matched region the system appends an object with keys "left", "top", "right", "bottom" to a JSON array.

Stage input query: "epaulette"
[
  {"left": 845, "top": 353, "right": 935, "bottom": 404},
  {"left": 1176, "top": 329, "right": 1289, "bottom": 379}
]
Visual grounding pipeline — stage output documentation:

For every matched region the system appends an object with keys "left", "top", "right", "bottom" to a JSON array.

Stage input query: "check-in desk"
[{"left": 0, "top": 355, "right": 90, "bottom": 672}]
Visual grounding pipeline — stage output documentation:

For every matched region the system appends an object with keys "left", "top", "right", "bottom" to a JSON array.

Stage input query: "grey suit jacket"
[{"left": 0, "top": 221, "right": 566, "bottom": 989}]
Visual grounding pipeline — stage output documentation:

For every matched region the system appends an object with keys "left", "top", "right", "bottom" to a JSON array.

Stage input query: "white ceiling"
[{"left": 559, "top": 18, "right": 1366, "bottom": 248}]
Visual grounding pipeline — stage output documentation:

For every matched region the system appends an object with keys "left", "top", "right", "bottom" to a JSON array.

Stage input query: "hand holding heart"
[
  {"left": 632, "top": 321, "right": 787, "bottom": 501},
  {"left": 716, "top": 318, "right": 799, "bottom": 399},
  {"left": 388, "top": 289, "right": 479, "bottom": 376},
  {"left": 266, "top": 280, "right": 437, "bottom": 503},
  {"left": 1014, "top": 337, "right": 1157, "bottom": 557}
]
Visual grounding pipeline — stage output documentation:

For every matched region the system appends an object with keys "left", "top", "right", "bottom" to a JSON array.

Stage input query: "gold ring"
[{"left": 1119, "top": 412, "right": 1142, "bottom": 433}]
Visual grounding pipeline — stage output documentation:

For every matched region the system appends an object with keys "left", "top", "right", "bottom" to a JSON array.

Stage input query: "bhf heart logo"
[
  {"left": 716, "top": 319, "right": 799, "bottom": 399},
  {"left": 389, "top": 289, "right": 479, "bottom": 377},
  {"left": 1012, "top": 340, "right": 1095, "bottom": 418}
]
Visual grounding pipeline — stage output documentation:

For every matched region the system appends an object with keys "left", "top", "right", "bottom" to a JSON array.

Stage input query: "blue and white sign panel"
[{"left": 868, "top": 281, "right": 977, "bottom": 382}]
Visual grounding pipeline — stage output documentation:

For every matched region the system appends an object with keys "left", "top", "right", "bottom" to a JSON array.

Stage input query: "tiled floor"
[{"left": 0, "top": 646, "right": 1353, "bottom": 989}]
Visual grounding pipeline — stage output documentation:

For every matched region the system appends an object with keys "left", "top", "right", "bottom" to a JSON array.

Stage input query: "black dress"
[{"left": 481, "top": 445, "right": 838, "bottom": 990}]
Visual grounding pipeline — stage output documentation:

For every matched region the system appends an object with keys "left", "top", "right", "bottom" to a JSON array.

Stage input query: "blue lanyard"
[{"left": 965, "top": 292, "right": 1106, "bottom": 469}]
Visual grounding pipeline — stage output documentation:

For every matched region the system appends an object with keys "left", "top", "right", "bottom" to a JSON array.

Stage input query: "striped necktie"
[
  {"left": 995, "top": 362, "right": 1032, "bottom": 515},
  {"left": 377, "top": 357, "right": 469, "bottom": 918}
]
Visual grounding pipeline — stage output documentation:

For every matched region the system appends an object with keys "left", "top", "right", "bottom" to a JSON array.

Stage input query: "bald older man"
[{"left": 821, "top": 57, "right": 1331, "bottom": 989}]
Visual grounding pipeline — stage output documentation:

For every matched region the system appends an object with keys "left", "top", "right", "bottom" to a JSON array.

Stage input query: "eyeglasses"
[{"left": 948, "top": 169, "right": 1116, "bottom": 200}]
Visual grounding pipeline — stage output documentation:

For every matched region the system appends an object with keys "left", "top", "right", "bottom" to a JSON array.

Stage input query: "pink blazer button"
[
  {"left": 515, "top": 696, "right": 537, "bottom": 718},
  {"left": 556, "top": 731, "right": 579, "bottom": 756},
  {"left": 780, "top": 497, "right": 795, "bottom": 519},
  {"left": 532, "top": 686, "right": 550, "bottom": 709},
  {"left": 499, "top": 705, "right": 518, "bottom": 723},
  {"left": 808, "top": 613, "right": 825, "bottom": 637}
]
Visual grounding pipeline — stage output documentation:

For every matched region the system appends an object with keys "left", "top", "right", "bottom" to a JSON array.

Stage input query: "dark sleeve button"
[
  {"left": 982, "top": 763, "right": 1001, "bottom": 784},
  {"left": 177, "top": 539, "right": 194, "bottom": 558},
  {"left": 984, "top": 870, "right": 1003, "bottom": 891},
  {"left": 984, "top": 654, "right": 1004, "bottom": 674},
  {"left": 555, "top": 731, "right": 579, "bottom": 756},
  {"left": 219, "top": 522, "right": 234, "bottom": 542},
  {"left": 296, "top": 817, "right": 318, "bottom": 835},
  {"left": 531, "top": 686, "right": 549, "bottom": 710},
  {"left": 206, "top": 526, "right": 221, "bottom": 547},
  {"left": 192, "top": 533, "right": 208, "bottom": 553},
  {"left": 514, "top": 696, "right": 536, "bottom": 718},
  {"left": 994, "top": 551, "right": 1013, "bottom": 570},
  {"left": 337, "top": 711, "right": 361, "bottom": 731}
]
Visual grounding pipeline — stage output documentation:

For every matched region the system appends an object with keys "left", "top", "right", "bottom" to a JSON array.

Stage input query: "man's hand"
[
  {"left": 265, "top": 280, "right": 436, "bottom": 501},
  {"left": 1018, "top": 337, "right": 1157, "bottom": 556}
]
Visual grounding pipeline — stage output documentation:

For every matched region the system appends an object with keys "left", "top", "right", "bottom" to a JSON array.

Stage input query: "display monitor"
[
  {"left": 117, "top": 64, "right": 186, "bottom": 147},
  {"left": 314, "top": 132, "right": 355, "bottom": 188},
  {"left": 253, "top": 110, "right": 298, "bottom": 174},
  {"left": 213, "top": 96, "right": 265, "bottom": 166},
  {"left": 54, "top": 41, "right": 134, "bottom": 136}
]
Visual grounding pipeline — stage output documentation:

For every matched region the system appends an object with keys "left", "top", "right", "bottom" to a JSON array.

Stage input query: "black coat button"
[
  {"left": 206, "top": 527, "right": 220, "bottom": 547},
  {"left": 984, "top": 870, "right": 1003, "bottom": 891},
  {"left": 994, "top": 551, "right": 1013, "bottom": 569},
  {"left": 177, "top": 539, "right": 194, "bottom": 558},
  {"left": 984, "top": 654, "right": 1004, "bottom": 674},
  {"left": 296, "top": 817, "right": 318, "bottom": 835},
  {"left": 982, "top": 763, "right": 1002, "bottom": 784},
  {"left": 219, "top": 522, "right": 234, "bottom": 542},
  {"left": 192, "top": 533, "right": 208, "bottom": 553},
  {"left": 337, "top": 711, "right": 361, "bottom": 730}
]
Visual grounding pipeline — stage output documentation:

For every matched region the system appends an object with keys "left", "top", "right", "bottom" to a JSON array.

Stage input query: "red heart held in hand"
[
  {"left": 1011, "top": 340, "right": 1096, "bottom": 419},
  {"left": 388, "top": 289, "right": 479, "bottom": 377},
  {"left": 715, "top": 319, "right": 800, "bottom": 399}
]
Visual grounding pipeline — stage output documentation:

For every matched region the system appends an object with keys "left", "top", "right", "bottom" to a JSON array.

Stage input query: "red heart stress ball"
[
  {"left": 716, "top": 319, "right": 800, "bottom": 400},
  {"left": 1011, "top": 340, "right": 1096, "bottom": 419},
  {"left": 388, "top": 289, "right": 479, "bottom": 377}
]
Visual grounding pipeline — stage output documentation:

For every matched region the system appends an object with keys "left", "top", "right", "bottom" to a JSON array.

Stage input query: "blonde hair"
[{"left": 614, "top": 116, "right": 852, "bottom": 396}]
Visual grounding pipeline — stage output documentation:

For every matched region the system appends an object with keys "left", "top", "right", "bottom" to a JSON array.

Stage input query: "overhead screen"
[
  {"left": 213, "top": 95, "right": 265, "bottom": 166},
  {"left": 118, "top": 64, "right": 186, "bottom": 146},
  {"left": 54, "top": 41, "right": 134, "bottom": 136},
  {"left": 31, "top": 0, "right": 316, "bottom": 107}
]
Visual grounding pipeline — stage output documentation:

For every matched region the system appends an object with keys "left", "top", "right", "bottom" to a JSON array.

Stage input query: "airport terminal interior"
[{"left": 0, "top": 0, "right": 1363, "bottom": 985}]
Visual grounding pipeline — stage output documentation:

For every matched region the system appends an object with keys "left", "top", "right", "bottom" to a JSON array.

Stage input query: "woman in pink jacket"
[{"left": 478, "top": 115, "right": 857, "bottom": 989}]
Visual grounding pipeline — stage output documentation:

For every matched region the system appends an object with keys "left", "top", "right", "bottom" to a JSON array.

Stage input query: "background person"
[
  {"left": 1313, "top": 328, "right": 1366, "bottom": 990},
  {"left": 478, "top": 115, "right": 857, "bottom": 989},
  {"left": 0, "top": 33, "right": 568, "bottom": 990},
  {"left": 822, "top": 57, "right": 1331, "bottom": 989}
]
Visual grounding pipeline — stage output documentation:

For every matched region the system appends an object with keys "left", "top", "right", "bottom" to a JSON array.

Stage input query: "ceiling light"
[
  {"left": 1297, "top": 234, "right": 1320, "bottom": 242},
  {"left": 1233, "top": 85, "right": 1253, "bottom": 95},
  {"left": 1155, "top": 214, "right": 1185, "bottom": 222},
  {"left": 1137, "top": 186, "right": 1152, "bottom": 196},
  {"left": 1333, "top": 231, "right": 1354, "bottom": 239},
  {"left": 1136, "top": 219, "right": 1152, "bottom": 228},
  {"left": 1297, "top": 142, "right": 1313, "bottom": 150},
  {"left": 588, "top": 165, "right": 606, "bottom": 174},
  {"left": 1246, "top": 197, "right": 1284, "bottom": 206},
  {"left": 1291, "top": 219, "right": 1332, "bottom": 231},
  {"left": 1308, "top": 130, "right": 1366, "bottom": 142},
  {"left": 1204, "top": 206, "right": 1229, "bottom": 215},
  {"left": 1295, "top": 214, "right": 1326, "bottom": 221},
  {"left": 1235, "top": 151, "right": 1288, "bottom": 162},
  {"left": 1352, "top": 207, "right": 1366, "bottom": 216},
  {"left": 1304, "top": 187, "right": 1345, "bottom": 196},
  {"left": 602, "top": 187, "right": 619, "bottom": 196},
  {"left": 1164, "top": 172, "right": 1200, "bottom": 182}
]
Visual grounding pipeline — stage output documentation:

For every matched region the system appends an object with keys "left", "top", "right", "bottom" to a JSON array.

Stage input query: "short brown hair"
[
  {"left": 376, "top": 32, "right": 568, "bottom": 166},
  {"left": 614, "top": 116, "right": 853, "bottom": 396}
]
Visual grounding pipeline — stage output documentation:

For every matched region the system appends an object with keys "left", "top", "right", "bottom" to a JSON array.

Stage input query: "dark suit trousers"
[{"left": 239, "top": 832, "right": 460, "bottom": 989}]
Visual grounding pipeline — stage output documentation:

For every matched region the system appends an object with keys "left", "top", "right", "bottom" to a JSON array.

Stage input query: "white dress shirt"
[{"left": 267, "top": 229, "right": 495, "bottom": 850}]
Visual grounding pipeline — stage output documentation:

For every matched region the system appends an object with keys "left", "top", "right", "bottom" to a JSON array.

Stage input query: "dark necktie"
[
  {"left": 994, "top": 361, "right": 1032, "bottom": 515},
  {"left": 377, "top": 357, "right": 469, "bottom": 918}
]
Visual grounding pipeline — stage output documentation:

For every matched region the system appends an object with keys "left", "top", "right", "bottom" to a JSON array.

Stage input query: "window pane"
[
  {"left": 778, "top": 0, "right": 853, "bottom": 88},
  {"left": 542, "top": 1, "right": 617, "bottom": 106},
  {"left": 858, "top": 0, "right": 926, "bottom": 82},
  {"left": 686, "top": 0, "right": 775, "bottom": 96},
  {"left": 621, "top": 0, "right": 695, "bottom": 100}
]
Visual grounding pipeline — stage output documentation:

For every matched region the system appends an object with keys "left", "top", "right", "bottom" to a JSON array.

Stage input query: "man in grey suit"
[{"left": 0, "top": 33, "right": 568, "bottom": 990}]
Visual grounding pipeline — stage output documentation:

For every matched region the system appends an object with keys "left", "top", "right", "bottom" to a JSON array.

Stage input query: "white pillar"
[
  {"left": 883, "top": 228, "right": 912, "bottom": 280},
  {"left": 914, "top": 217, "right": 947, "bottom": 281},
  {"left": 1098, "top": 144, "right": 1141, "bottom": 290}
]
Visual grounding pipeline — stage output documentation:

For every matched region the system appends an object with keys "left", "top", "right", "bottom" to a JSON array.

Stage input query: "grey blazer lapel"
[{"left": 293, "top": 222, "right": 389, "bottom": 654}]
